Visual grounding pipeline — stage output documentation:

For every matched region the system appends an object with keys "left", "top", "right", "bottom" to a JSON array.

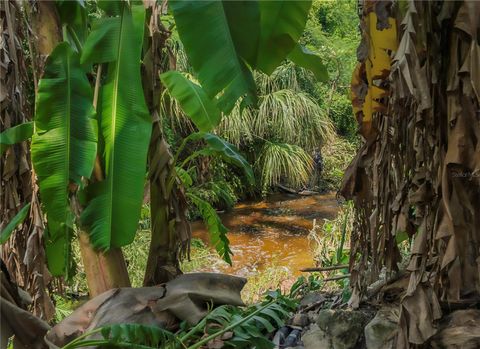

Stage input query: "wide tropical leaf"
[
  {"left": 80, "top": 3, "right": 151, "bottom": 250},
  {"left": 160, "top": 71, "right": 221, "bottom": 132},
  {"left": 188, "top": 193, "right": 232, "bottom": 265},
  {"left": 288, "top": 44, "right": 328, "bottom": 82},
  {"left": 188, "top": 132, "right": 254, "bottom": 185},
  {"left": 256, "top": 0, "right": 312, "bottom": 74},
  {"left": 0, "top": 203, "right": 30, "bottom": 244},
  {"left": 169, "top": 0, "right": 258, "bottom": 113},
  {"left": 0, "top": 121, "right": 33, "bottom": 155},
  {"left": 31, "top": 42, "right": 97, "bottom": 260}
]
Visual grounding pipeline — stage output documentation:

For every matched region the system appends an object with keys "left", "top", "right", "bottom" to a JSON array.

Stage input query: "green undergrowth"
[
  {"left": 308, "top": 201, "right": 353, "bottom": 295},
  {"left": 318, "top": 136, "right": 358, "bottom": 191}
]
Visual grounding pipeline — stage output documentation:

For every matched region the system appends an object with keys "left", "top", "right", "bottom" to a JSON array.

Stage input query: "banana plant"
[{"left": 28, "top": 0, "right": 324, "bottom": 292}]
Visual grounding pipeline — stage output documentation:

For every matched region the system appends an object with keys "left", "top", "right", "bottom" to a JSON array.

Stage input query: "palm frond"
[
  {"left": 255, "top": 142, "right": 313, "bottom": 189},
  {"left": 255, "top": 62, "right": 314, "bottom": 93},
  {"left": 255, "top": 89, "right": 334, "bottom": 150},
  {"left": 216, "top": 103, "right": 254, "bottom": 146}
]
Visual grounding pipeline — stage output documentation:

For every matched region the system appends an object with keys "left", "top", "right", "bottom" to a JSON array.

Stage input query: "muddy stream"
[{"left": 192, "top": 192, "right": 340, "bottom": 278}]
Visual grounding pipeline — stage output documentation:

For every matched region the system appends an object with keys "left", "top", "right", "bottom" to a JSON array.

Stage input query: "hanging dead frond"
[
  {"left": 0, "top": 0, "right": 55, "bottom": 321},
  {"left": 342, "top": 0, "right": 480, "bottom": 347}
]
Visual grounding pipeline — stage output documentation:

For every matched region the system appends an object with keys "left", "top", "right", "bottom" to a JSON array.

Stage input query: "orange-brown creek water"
[{"left": 192, "top": 192, "right": 340, "bottom": 278}]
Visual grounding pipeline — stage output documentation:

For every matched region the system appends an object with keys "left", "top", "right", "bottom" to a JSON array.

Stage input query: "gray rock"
[
  {"left": 316, "top": 309, "right": 369, "bottom": 349},
  {"left": 307, "top": 311, "right": 319, "bottom": 324},
  {"left": 364, "top": 307, "right": 399, "bottom": 349},
  {"left": 302, "top": 324, "right": 332, "bottom": 349},
  {"left": 429, "top": 309, "right": 480, "bottom": 349},
  {"left": 292, "top": 313, "right": 310, "bottom": 327},
  {"left": 300, "top": 292, "right": 325, "bottom": 308}
]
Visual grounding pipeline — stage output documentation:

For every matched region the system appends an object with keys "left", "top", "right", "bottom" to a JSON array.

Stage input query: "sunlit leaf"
[
  {"left": 160, "top": 71, "right": 221, "bottom": 132},
  {"left": 0, "top": 122, "right": 33, "bottom": 155},
  {"left": 169, "top": 0, "right": 258, "bottom": 113},
  {"left": 80, "top": 3, "right": 150, "bottom": 250},
  {"left": 31, "top": 42, "right": 97, "bottom": 275}
]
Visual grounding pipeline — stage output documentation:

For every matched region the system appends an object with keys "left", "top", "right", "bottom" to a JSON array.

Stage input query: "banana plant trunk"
[
  {"left": 143, "top": 119, "right": 190, "bottom": 286},
  {"left": 30, "top": 0, "right": 130, "bottom": 297},
  {"left": 142, "top": 7, "right": 191, "bottom": 286},
  {"left": 143, "top": 167, "right": 182, "bottom": 285}
]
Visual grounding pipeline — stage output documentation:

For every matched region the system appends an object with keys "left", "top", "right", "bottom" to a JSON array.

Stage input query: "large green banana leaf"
[
  {"left": 256, "top": 0, "right": 312, "bottom": 74},
  {"left": 160, "top": 71, "right": 221, "bottom": 132},
  {"left": 169, "top": 0, "right": 258, "bottom": 113},
  {"left": 80, "top": 3, "right": 151, "bottom": 250},
  {"left": 31, "top": 42, "right": 97, "bottom": 241}
]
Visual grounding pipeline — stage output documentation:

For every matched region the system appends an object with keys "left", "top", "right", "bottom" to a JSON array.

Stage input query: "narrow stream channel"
[{"left": 192, "top": 192, "right": 340, "bottom": 277}]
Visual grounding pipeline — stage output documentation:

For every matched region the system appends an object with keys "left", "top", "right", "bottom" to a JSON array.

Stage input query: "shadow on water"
[{"left": 191, "top": 192, "right": 340, "bottom": 277}]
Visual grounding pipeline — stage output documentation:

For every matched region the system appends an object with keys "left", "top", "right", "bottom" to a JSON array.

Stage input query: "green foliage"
[
  {"left": 169, "top": 0, "right": 258, "bottom": 113},
  {"left": 302, "top": 0, "right": 359, "bottom": 140},
  {"left": 56, "top": 0, "right": 88, "bottom": 50},
  {"left": 61, "top": 292, "right": 296, "bottom": 349},
  {"left": 27, "top": 0, "right": 334, "bottom": 280},
  {"left": 187, "top": 193, "right": 232, "bottom": 265},
  {"left": 179, "top": 132, "right": 254, "bottom": 186},
  {"left": 80, "top": 3, "right": 151, "bottom": 250},
  {"left": 178, "top": 291, "right": 297, "bottom": 349},
  {"left": 32, "top": 42, "right": 97, "bottom": 275},
  {"left": 288, "top": 43, "right": 328, "bottom": 82},
  {"left": 256, "top": 89, "right": 334, "bottom": 151},
  {"left": 160, "top": 71, "right": 221, "bottom": 132},
  {"left": 309, "top": 202, "right": 353, "bottom": 268},
  {"left": 0, "top": 122, "right": 33, "bottom": 155},
  {"left": 256, "top": 1, "right": 312, "bottom": 75},
  {"left": 256, "top": 142, "right": 313, "bottom": 190},
  {"left": 319, "top": 136, "right": 357, "bottom": 190},
  {"left": 0, "top": 203, "right": 31, "bottom": 244},
  {"left": 200, "top": 133, "right": 255, "bottom": 186},
  {"left": 61, "top": 323, "right": 179, "bottom": 349},
  {"left": 53, "top": 294, "right": 77, "bottom": 323},
  {"left": 289, "top": 274, "right": 322, "bottom": 298}
]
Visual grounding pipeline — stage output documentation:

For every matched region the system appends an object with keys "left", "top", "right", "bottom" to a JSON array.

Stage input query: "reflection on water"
[{"left": 191, "top": 192, "right": 340, "bottom": 277}]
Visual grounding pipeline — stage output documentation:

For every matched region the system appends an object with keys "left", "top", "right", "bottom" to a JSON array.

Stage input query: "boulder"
[
  {"left": 300, "top": 292, "right": 325, "bottom": 308},
  {"left": 429, "top": 309, "right": 480, "bottom": 349},
  {"left": 302, "top": 324, "right": 332, "bottom": 349},
  {"left": 315, "top": 309, "right": 369, "bottom": 349},
  {"left": 292, "top": 313, "right": 310, "bottom": 327},
  {"left": 364, "top": 307, "right": 399, "bottom": 349}
]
